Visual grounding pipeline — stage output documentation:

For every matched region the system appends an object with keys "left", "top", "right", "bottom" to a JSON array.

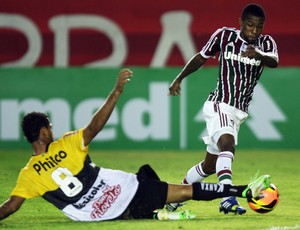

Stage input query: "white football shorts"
[{"left": 202, "top": 101, "right": 248, "bottom": 155}]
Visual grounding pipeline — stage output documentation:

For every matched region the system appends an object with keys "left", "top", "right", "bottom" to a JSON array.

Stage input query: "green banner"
[{"left": 0, "top": 67, "right": 299, "bottom": 150}]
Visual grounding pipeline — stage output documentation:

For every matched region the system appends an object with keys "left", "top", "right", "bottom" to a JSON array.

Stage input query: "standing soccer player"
[{"left": 167, "top": 3, "right": 278, "bottom": 214}]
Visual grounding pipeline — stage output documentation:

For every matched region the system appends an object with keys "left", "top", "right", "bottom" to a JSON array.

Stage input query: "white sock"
[
  {"left": 216, "top": 151, "right": 234, "bottom": 201},
  {"left": 182, "top": 161, "right": 210, "bottom": 184}
]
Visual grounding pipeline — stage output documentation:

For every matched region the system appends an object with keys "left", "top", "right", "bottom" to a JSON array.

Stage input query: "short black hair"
[
  {"left": 241, "top": 3, "right": 265, "bottom": 21},
  {"left": 21, "top": 112, "right": 50, "bottom": 143}
]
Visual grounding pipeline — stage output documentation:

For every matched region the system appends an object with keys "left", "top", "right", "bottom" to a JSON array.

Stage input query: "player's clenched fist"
[{"left": 115, "top": 68, "right": 133, "bottom": 93}]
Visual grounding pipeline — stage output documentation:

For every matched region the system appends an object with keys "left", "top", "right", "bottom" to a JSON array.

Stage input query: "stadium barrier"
[{"left": 0, "top": 67, "right": 299, "bottom": 150}]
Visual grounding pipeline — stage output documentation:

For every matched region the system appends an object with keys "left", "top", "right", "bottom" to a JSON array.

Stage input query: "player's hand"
[
  {"left": 242, "top": 45, "right": 261, "bottom": 59},
  {"left": 115, "top": 68, "right": 133, "bottom": 93},
  {"left": 168, "top": 78, "right": 181, "bottom": 96}
]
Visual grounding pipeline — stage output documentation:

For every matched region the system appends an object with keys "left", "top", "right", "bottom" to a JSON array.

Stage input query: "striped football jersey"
[
  {"left": 200, "top": 27, "right": 278, "bottom": 112},
  {"left": 11, "top": 129, "right": 139, "bottom": 221}
]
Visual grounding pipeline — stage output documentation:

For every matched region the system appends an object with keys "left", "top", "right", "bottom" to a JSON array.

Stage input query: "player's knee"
[
  {"left": 219, "top": 143, "right": 235, "bottom": 153},
  {"left": 217, "top": 134, "right": 235, "bottom": 153}
]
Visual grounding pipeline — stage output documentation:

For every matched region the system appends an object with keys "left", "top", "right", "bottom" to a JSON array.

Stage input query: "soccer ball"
[{"left": 247, "top": 184, "right": 279, "bottom": 214}]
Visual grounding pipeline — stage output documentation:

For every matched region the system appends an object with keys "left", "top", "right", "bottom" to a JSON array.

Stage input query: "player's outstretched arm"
[
  {"left": 83, "top": 68, "right": 133, "bottom": 146},
  {"left": 0, "top": 196, "right": 25, "bottom": 221},
  {"left": 169, "top": 53, "right": 206, "bottom": 96}
]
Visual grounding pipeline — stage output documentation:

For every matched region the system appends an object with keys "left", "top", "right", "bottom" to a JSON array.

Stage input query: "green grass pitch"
[{"left": 0, "top": 149, "right": 299, "bottom": 230}]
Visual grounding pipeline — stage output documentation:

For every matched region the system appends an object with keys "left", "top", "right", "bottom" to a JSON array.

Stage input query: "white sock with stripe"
[
  {"left": 216, "top": 151, "right": 234, "bottom": 201},
  {"left": 182, "top": 161, "right": 210, "bottom": 184}
]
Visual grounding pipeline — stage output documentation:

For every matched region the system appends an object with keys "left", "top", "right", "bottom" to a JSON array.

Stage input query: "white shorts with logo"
[{"left": 202, "top": 101, "right": 248, "bottom": 155}]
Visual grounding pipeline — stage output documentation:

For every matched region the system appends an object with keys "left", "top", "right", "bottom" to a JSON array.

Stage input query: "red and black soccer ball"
[{"left": 247, "top": 184, "right": 279, "bottom": 214}]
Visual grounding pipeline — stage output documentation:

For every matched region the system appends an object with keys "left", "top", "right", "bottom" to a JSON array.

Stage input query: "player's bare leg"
[{"left": 201, "top": 152, "right": 218, "bottom": 174}]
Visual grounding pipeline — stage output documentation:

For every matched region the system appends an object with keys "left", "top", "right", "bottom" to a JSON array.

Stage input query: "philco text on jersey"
[{"left": 33, "top": 151, "right": 68, "bottom": 175}]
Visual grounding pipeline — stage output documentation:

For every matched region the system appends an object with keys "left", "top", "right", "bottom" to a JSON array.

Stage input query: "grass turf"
[{"left": 0, "top": 149, "right": 299, "bottom": 230}]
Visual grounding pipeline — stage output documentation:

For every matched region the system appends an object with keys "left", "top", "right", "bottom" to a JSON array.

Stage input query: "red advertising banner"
[{"left": 0, "top": 0, "right": 299, "bottom": 67}]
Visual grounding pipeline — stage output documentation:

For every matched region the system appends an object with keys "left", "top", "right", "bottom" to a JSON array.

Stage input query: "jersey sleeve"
[
  {"left": 260, "top": 35, "right": 279, "bottom": 62},
  {"left": 11, "top": 169, "right": 40, "bottom": 198},
  {"left": 62, "top": 128, "right": 88, "bottom": 152},
  {"left": 199, "top": 27, "right": 223, "bottom": 58}
]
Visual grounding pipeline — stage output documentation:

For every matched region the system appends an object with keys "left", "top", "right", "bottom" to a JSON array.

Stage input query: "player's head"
[
  {"left": 22, "top": 112, "right": 53, "bottom": 143},
  {"left": 239, "top": 3, "right": 266, "bottom": 44},
  {"left": 241, "top": 3, "right": 265, "bottom": 21}
]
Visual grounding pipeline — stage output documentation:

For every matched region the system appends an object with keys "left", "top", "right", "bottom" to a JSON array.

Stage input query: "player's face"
[{"left": 239, "top": 15, "right": 264, "bottom": 44}]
